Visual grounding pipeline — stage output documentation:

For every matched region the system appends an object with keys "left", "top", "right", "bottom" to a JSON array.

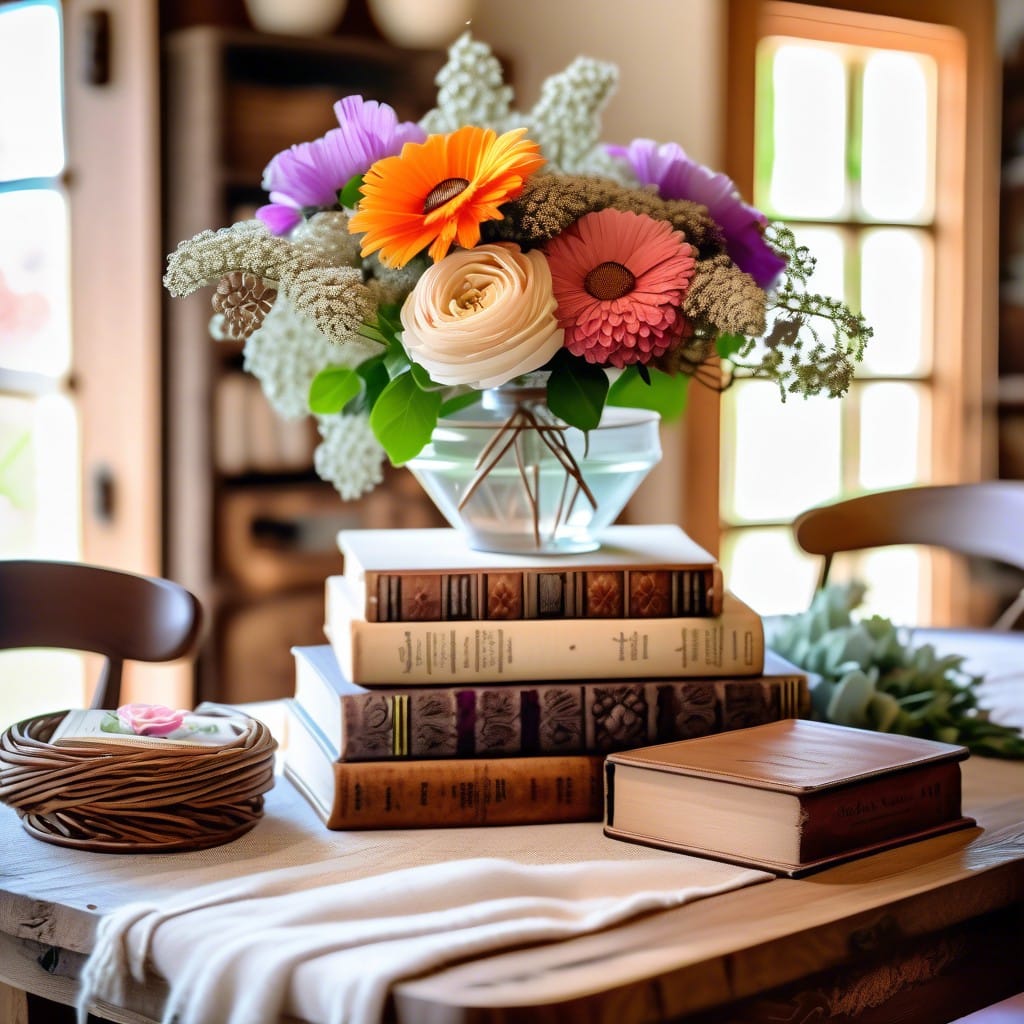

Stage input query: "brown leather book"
[
  {"left": 604, "top": 719, "right": 975, "bottom": 877},
  {"left": 292, "top": 645, "right": 809, "bottom": 761},
  {"left": 284, "top": 700, "right": 604, "bottom": 829},
  {"left": 339, "top": 524, "right": 723, "bottom": 621}
]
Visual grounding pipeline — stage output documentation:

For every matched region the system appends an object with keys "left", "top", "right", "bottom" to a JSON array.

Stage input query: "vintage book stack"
[{"left": 282, "top": 524, "right": 812, "bottom": 830}]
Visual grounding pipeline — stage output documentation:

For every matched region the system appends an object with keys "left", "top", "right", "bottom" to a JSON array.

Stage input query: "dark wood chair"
[
  {"left": 0, "top": 561, "right": 201, "bottom": 1023},
  {"left": 0, "top": 560, "right": 203, "bottom": 709},
  {"left": 793, "top": 482, "right": 1024, "bottom": 629}
]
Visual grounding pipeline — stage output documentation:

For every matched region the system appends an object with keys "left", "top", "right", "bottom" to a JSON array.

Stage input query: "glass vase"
[{"left": 406, "top": 378, "right": 662, "bottom": 555}]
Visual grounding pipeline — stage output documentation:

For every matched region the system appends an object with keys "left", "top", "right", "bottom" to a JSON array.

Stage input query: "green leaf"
[
  {"left": 410, "top": 362, "right": 450, "bottom": 392},
  {"left": 377, "top": 303, "right": 403, "bottom": 337},
  {"left": 358, "top": 358, "right": 390, "bottom": 410},
  {"left": 716, "top": 332, "right": 746, "bottom": 360},
  {"left": 546, "top": 358, "right": 608, "bottom": 431},
  {"left": 308, "top": 367, "right": 362, "bottom": 415},
  {"left": 338, "top": 173, "right": 365, "bottom": 210},
  {"left": 369, "top": 373, "right": 442, "bottom": 465},
  {"left": 384, "top": 341, "right": 411, "bottom": 378},
  {"left": 439, "top": 390, "right": 482, "bottom": 418},
  {"left": 607, "top": 365, "right": 689, "bottom": 420}
]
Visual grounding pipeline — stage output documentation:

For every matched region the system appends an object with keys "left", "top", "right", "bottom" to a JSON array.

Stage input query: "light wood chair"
[
  {"left": 792, "top": 482, "right": 1024, "bottom": 630},
  {"left": 0, "top": 559, "right": 203, "bottom": 710}
]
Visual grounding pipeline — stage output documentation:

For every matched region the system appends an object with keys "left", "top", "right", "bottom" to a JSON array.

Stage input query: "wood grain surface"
[{"left": 1, "top": 647, "right": 1022, "bottom": 1024}]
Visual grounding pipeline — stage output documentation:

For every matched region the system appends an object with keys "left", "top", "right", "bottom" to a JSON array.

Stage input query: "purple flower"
[
  {"left": 257, "top": 96, "right": 426, "bottom": 235},
  {"left": 607, "top": 138, "right": 787, "bottom": 290}
]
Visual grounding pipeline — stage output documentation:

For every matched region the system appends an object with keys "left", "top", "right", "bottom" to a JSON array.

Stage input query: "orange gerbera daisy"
[{"left": 348, "top": 125, "right": 545, "bottom": 268}]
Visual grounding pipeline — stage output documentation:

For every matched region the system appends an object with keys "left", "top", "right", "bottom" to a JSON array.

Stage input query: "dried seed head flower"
[
  {"left": 682, "top": 254, "right": 767, "bottom": 338},
  {"left": 211, "top": 272, "right": 277, "bottom": 341},
  {"left": 488, "top": 174, "right": 725, "bottom": 255}
]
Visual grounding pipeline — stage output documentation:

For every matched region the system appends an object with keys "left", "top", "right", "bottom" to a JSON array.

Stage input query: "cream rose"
[{"left": 399, "top": 243, "right": 564, "bottom": 388}]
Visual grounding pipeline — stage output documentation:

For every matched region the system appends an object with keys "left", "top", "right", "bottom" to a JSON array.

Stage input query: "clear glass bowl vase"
[{"left": 406, "top": 381, "right": 662, "bottom": 554}]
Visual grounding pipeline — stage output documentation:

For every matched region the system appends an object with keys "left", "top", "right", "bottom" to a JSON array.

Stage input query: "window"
[
  {"left": 0, "top": 0, "right": 86, "bottom": 721},
  {"left": 721, "top": 1, "right": 992, "bottom": 626}
]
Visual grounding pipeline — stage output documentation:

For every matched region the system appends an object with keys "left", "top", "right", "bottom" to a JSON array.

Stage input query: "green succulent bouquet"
[{"left": 767, "top": 583, "right": 1024, "bottom": 758}]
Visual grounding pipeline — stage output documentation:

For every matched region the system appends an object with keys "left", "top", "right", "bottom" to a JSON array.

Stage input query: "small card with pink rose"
[{"left": 49, "top": 704, "right": 246, "bottom": 749}]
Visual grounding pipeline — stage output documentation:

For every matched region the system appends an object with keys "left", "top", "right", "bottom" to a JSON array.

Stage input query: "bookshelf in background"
[{"left": 161, "top": 27, "right": 448, "bottom": 704}]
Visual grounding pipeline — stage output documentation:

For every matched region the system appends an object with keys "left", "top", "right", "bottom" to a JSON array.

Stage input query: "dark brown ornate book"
[
  {"left": 339, "top": 524, "right": 723, "bottom": 621},
  {"left": 283, "top": 701, "right": 604, "bottom": 829},
  {"left": 325, "top": 576, "right": 764, "bottom": 686},
  {"left": 604, "top": 719, "right": 975, "bottom": 877},
  {"left": 292, "top": 645, "right": 809, "bottom": 760}
]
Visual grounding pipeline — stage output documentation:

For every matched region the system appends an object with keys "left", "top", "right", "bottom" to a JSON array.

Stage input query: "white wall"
[{"left": 471, "top": 0, "right": 726, "bottom": 165}]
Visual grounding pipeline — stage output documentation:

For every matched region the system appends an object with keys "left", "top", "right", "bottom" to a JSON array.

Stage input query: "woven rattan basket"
[{"left": 0, "top": 710, "right": 277, "bottom": 853}]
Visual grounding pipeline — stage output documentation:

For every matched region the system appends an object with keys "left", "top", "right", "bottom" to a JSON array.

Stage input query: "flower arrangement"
[{"left": 165, "top": 34, "right": 872, "bottom": 501}]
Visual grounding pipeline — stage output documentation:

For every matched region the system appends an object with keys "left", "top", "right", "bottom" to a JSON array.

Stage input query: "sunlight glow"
[
  {"left": 859, "top": 383, "right": 925, "bottom": 491},
  {"left": 860, "top": 51, "right": 935, "bottom": 222},
  {"left": 721, "top": 527, "right": 821, "bottom": 616},
  {"left": 0, "top": 2, "right": 63, "bottom": 180},
  {"left": 859, "top": 228, "right": 932, "bottom": 376},
  {"left": 0, "top": 189, "right": 71, "bottom": 376},
  {"left": 765, "top": 42, "right": 848, "bottom": 218},
  {"left": 722, "top": 383, "right": 842, "bottom": 523}
]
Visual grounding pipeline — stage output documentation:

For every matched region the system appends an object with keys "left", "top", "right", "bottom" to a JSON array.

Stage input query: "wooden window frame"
[{"left": 725, "top": 0, "right": 999, "bottom": 623}]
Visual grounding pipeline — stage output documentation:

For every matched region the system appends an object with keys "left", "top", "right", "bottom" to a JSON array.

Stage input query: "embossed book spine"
[
  {"left": 363, "top": 564, "right": 724, "bottom": 621},
  {"left": 337, "top": 524, "right": 723, "bottom": 621},
  {"left": 325, "top": 577, "right": 764, "bottom": 686},
  {"left": 293, "top": 646, "right": 808, "bottom": 761},
  {"left": 283, "top": 701, "right": 604, "bottom": 829}
]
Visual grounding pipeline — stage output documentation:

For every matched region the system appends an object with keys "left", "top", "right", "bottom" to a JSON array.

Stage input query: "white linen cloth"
[{"left": 77, "top": 846, "right": 768, "bottom": 1024}]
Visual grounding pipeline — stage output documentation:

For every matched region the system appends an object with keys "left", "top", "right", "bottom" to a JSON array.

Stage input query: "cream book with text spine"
[{"left": 324, "top": 575, "right": 765, "bottom": 686}]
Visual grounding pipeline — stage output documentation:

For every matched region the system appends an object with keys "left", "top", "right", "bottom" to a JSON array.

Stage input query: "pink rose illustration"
[{"left": 117, "top": 703, "right": 187, "bottom": 737}]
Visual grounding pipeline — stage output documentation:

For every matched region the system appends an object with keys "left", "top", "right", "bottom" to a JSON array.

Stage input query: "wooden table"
[{"left": 1, "top": 634, "right": 1023, "bottom": 1024}]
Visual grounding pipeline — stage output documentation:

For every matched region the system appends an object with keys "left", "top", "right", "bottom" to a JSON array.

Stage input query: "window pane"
[
  {"left": 858, "top": 382, "right": 926, "bottom": 490},
  {"left": 0, "top": 1, "right": 63, "bottom": 180},
  {"left": 721, "top": 526, "right": 821, "bottom": 616},
  {"left": 760, "top": 41, "right": 848, "bottom": 219},
  {"left": 859, "top": 227, "right": 932, "bottom": 376},
  {"left": 0, "top": 651, "right": 84, "bottom": 732},
  {"left": 789, "top": 224, "right": 846, "bottom": 300},
  {"left": 829, "top": 547, "right": 928, "bottom": 626},
  {"left": 0, "top": 189, "right": 70, "bottom": 376},
  {"left": 860, "top": 51, "right": 935, "bottom": 222},
  {"left": 0, "top": 392, "right": 79, "bottom": 559},
  {"left": 722, "top": 382, "right": 842, "bottom": 523}
]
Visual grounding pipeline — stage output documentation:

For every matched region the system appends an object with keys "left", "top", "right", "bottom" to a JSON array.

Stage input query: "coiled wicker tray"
[{"left": 0, "top": 710, "right": 277, "bottom": 853}]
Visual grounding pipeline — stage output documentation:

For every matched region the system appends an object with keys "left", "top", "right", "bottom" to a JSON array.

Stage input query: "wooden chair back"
[
  {"left": 793, "top": 482, "right": 1024, "bottom": 629},
  {"left": 0, "top": 560, "right": 203, "bottom": 709}
]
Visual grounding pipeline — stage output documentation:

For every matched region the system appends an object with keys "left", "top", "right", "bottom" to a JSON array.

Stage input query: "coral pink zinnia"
[{"left": 545, "top": 209, "right": 697, "bottom": 368}]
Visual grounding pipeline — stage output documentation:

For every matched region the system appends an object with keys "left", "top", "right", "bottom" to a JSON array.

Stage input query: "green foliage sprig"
[
  {"left": 722, "top": 225, "right": 874, "bottom": 400},
  {"left": 767, "top": 582, "right": 1024, "bottom": 758}
]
